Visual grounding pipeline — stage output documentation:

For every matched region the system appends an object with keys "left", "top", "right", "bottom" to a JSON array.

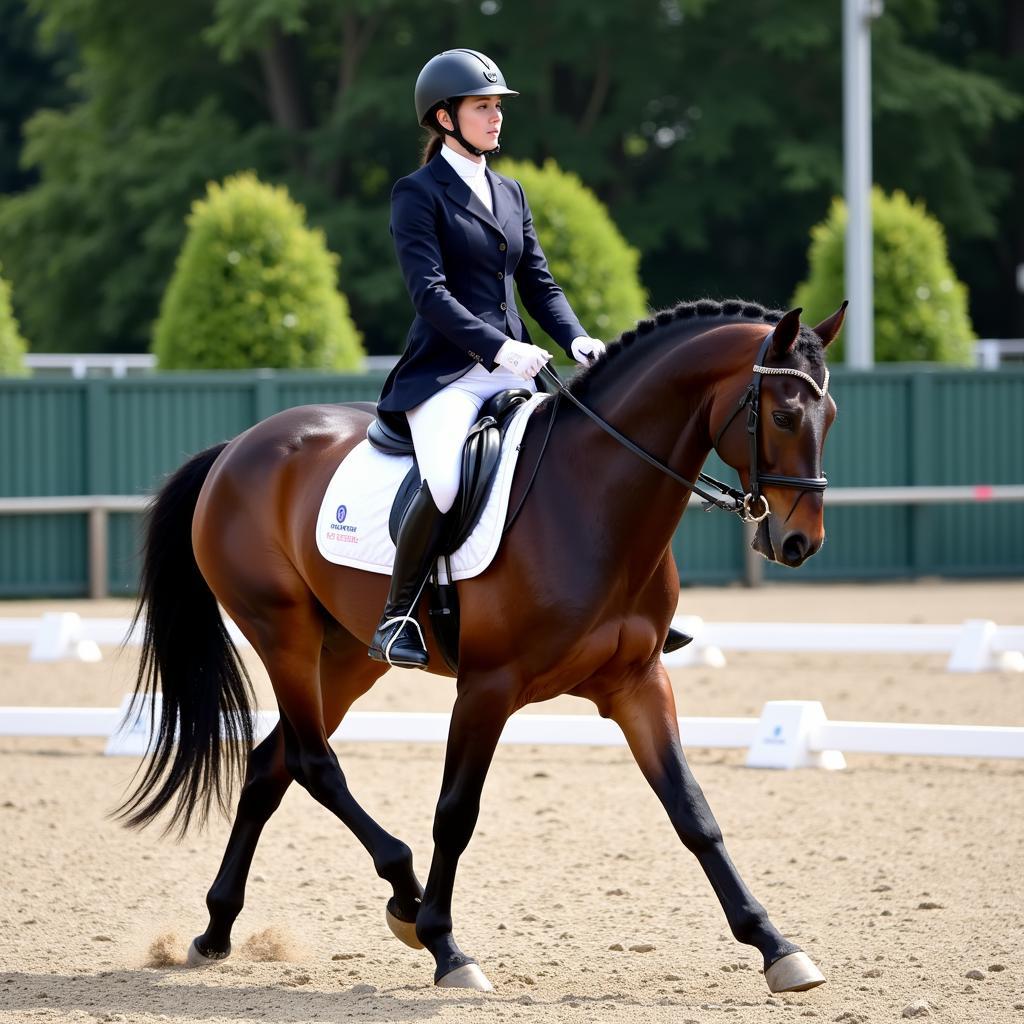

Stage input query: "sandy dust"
[{"left": 1, "top": 580, "right": 1022, "bottom": 1022}]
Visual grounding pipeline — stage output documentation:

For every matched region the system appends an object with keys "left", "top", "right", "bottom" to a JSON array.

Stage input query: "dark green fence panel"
[
  {"left": 922, "top": 371, "right": 1024, "bottom": 575},
  {"left": 2, "top": 367, "right": 1023, "bottom": 596}
]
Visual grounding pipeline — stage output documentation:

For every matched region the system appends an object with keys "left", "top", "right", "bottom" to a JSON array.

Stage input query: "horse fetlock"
[
  {"left": 415, "top": 908, "right": 455, "bottom": 951},
  {"left": 205, "top": 891, "right": 244, "bottom": 921},
  {"left": 373, "top": 839, "right": 415, "bottom": 884}
]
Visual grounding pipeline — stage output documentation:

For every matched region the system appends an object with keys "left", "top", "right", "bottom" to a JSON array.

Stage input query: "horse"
[{"left": 118, "top": 297, "right": 845, "bottom": 995}]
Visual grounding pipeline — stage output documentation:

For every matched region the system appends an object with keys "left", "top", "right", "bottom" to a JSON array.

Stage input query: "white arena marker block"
[
  {"left": 947, "top": 619, "right": 997, "bottom": 673},
  {"left": 746, "top": 700, "right": 846, "bottom": 771},
  {"left": 105, "top": 694, "right": 157, "bottom": 756},
  {"left": 27, "top": 612, "right": 103, "bottom": 662},
  {"left": 30, "top": 612, "right": 79, "bottom": 661}
]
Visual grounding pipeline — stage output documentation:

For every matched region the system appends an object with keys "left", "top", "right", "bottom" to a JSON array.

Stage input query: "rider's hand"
[
  {"left": 570, "top": 336, "right": 606, "bottom": 366},
  {"left": 494, "top": 339, "right": 552, "bottom": 380}
]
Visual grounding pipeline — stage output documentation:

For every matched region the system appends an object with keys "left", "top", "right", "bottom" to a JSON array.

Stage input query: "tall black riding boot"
[{"left": 368, "top": 481, "right": 448, "bottom": 668}]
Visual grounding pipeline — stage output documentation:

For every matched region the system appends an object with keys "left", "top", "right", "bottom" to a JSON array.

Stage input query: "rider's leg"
[{"left": 368, "top": 386, "right": 482, "bottom": 668}]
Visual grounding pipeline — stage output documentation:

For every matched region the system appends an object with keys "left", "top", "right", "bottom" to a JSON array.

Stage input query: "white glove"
[
  {"left": 494, "top": 339, "right": 552, "bottom": 379},
  {"left": 571, "top": 336, "right": 606, "bottom": 366}
]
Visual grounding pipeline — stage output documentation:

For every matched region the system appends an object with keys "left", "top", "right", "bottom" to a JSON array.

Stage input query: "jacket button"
[
  {"left": 498, "top": 242, "right": 507, "bottom": 251},
  {"left": 499, "top": 302, "right": 507, "bottom": 311},
  {"left": 496, "top": 271, "right": 504, "bottom": 279}
]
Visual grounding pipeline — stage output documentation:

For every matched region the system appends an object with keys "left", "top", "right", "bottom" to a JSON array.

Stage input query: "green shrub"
[
  {"left": 0, "top": 266, "right": 29, "bottom": 376},
  {"left": 154, "top": 172, "right": 363, "bottom": 370},
  {"left": 793, "top": 187, "right": 974, "bottom": 364},
  {"left": 495, "top": 158, "right": 647, "bottom": 355}
]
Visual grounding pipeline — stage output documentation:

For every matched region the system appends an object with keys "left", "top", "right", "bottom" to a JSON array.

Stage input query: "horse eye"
[{"left": 772, "top": 412, "right": 794, "bottom": 429}]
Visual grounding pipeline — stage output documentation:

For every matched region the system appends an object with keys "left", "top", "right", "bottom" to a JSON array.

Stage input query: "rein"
[{"left": 508, "top": 330, "right": 830, "bottom": 528}]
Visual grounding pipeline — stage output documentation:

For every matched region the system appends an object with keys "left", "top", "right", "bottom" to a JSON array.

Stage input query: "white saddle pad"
[{"left": 316, "top": 393, "right": 548, "bottom": 582}]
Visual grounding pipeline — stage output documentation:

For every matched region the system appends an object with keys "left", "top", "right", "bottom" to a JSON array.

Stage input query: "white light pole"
[{"left": 843, "top": 0, "right": 882, "bottom": 368}]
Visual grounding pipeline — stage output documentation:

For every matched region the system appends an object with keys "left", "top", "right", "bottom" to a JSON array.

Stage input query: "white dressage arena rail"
[
  {"left": 3, "top": 483, "right": 1023, "bottom": 595},
  {"left": 0, "top": 698, "right": 1021, "bottom": 771},
  {"left": 1, "top": 611, "right": 1021, "bottom": 674},
  {"left": 1, "top": 614, "right": 1023, "bottom": 768}
]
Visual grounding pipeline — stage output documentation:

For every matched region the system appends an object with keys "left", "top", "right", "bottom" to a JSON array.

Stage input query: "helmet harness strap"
[{"left": 438, "top": 99, "right": 501, "bottom": 158}]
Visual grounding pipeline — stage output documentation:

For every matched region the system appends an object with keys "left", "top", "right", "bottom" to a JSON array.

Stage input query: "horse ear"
[
  {"left": 812, "top": 300, "right": 848, "bottom": 348},
  {"left": 770, "top": 307, "right": 802, "bottom": 358}
]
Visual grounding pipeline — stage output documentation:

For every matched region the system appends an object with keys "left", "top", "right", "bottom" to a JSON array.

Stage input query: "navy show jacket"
[{"left": 377, "top": 149, "right": 585, "bottom": 415}]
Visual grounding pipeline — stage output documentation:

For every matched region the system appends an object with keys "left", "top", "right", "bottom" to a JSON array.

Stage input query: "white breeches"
[{"left": 406, "top": 363, "right": 536, "bottom": 514}]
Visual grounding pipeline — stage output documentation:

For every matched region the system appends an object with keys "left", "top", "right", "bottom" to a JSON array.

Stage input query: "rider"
[{"left": 368, "top": 47, "right": 606, "bottom": 668}]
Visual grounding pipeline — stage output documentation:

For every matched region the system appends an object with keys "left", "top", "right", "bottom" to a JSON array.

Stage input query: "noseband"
[{"left": 537, "top": 328, "right": 830, "bottom": 524}]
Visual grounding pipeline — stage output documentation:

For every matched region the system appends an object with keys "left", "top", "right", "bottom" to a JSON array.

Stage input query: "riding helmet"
[{"left": 414, "top": 48, "right": 519, "bottom": 127}]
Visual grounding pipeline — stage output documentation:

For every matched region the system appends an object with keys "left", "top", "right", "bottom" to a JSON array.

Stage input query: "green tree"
[
  {"left": 154, "top": 172, "right": 363, "bottom": 370},
  {"left": 0, "top": 0, "right": 1020, "bottom": 357},
  {"left": 793, "top": 187, "right": 974, "bottom": 363},
  {"left": 495, "top": 158, "right": 647, "bottom": 350},
  {"left": 0, "top": 265, "right": 29, "bottom": 376}
]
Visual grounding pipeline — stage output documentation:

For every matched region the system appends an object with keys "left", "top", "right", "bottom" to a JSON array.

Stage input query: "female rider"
[{"left": 368, "top": 47, "right": 606, "bottom": 668}]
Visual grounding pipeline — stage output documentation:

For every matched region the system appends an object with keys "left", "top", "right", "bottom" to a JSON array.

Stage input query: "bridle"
[
  {"left": 709, "top": 330, "right": 830, "bottom": 522},
  {"left": 534, "top": 328, "right": 830, "bottom": 525}
]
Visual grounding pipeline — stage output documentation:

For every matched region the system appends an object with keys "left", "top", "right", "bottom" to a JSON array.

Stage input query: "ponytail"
[{"left": 421, "top": 133, "right": 444, "bottom": 166}]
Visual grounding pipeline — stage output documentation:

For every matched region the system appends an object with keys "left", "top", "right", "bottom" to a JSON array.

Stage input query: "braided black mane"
[{"left": 567, "top": 298, "right": 825, "bottom": 399}]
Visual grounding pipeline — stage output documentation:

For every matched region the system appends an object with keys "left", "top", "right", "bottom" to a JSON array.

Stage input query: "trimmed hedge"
[
  {"left": 154, "top": 172, "right": 363, "bottom": 370},
  {"left": 793, "top": 187, "right": 974, "bottom": 364},
  {"left": 0, "top": 265, "right": 29, "bottom": 376},
  {"left": 495, "top": 158, "right": 647, "bottom": 354}
]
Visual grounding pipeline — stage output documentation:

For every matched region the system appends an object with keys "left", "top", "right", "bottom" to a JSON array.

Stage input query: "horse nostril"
[{"left": 782, "top": 533, "right": 808, "bottom": 564}]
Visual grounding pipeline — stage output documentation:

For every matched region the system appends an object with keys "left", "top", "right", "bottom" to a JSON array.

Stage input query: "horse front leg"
[
  {"left": 415, "top": 673, "right": 516, "bottom": 991},
  {"left": 601, "top": 663, "right": 825, "bottom": 994}
]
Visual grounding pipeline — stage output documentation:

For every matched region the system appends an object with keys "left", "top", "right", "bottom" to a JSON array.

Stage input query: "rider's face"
[{"left": 437, "top": 95, "right": 503, "bottom": 158}]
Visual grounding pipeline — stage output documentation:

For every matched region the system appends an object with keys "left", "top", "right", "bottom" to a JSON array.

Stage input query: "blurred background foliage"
[
  {"left": 794, "top": 187, "right": 975, "bottom": 363},
  {"left": 0, "top": 0, "right": 1020, "bottom": 360},
  {"left": 153, "top": 172, "right": 363, "bottom": 370}
]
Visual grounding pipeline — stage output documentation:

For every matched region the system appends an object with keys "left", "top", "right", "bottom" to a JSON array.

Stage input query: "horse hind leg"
[
  {"left": 189, "top": 612, "right": 421, "bottom": 965},
  {"left": 598, "top": 664, "right": 825, "bottom": 994},
  {"left": 189, "top": 722, "right": 291, "bottom": 964}
]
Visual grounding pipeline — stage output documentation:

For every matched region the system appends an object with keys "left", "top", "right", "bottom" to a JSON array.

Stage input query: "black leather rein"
[{"left": 533, "top": 329, "right": 830, "bottom": 524}]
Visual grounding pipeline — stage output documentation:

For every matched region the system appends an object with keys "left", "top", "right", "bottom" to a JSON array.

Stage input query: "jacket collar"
[{"left": 428, "top": 149, "right": 512, "bottom": 241}]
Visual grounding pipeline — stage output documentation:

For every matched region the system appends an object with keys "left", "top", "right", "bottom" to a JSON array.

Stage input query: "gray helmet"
[{"left": 414, "top": 48, "right": 519, "bottom": 127}]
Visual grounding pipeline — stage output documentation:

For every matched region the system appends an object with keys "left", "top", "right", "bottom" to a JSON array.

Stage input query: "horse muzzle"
[{"left": 750, "top": 521, "right": 822, "bottom": 568}]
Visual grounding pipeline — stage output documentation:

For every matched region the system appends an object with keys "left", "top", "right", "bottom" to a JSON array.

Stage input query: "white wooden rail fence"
[
  {"left": 2, "top": 612, "right": 1021, "bottom": 674},
  {"left": 1, "top": 614, "right": 1022, "bottom": 769},
  {"left": 3, "top": 484, "right": 1023, "bottom": 596}
]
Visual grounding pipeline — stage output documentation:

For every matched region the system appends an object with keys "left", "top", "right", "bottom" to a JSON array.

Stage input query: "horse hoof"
[
  {"left": 764, "top": 951, "right": 826, "bottom": 993},
  {"left": 186, "top": 938, "right": 229, "bottom": 967},
  {"left": 435, "top": 962, "right": 493, "bottom": 992},
  {"left": 385, "top": 905, "right": 424, "bottom": 950}
]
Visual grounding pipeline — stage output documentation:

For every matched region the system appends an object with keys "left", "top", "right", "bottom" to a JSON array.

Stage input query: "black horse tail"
[{"left": 114, "top": 441, "right": 255, "bottom": 836}]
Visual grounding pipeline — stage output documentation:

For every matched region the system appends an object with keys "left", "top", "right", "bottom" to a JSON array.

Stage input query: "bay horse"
[{"left": 118, "top": 298, "right": 845, "bottom": 995}]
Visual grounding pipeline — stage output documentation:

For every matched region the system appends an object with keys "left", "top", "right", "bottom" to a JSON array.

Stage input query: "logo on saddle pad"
[{"left": 326, "top": 502, "right": 358, "bottom": 542}]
